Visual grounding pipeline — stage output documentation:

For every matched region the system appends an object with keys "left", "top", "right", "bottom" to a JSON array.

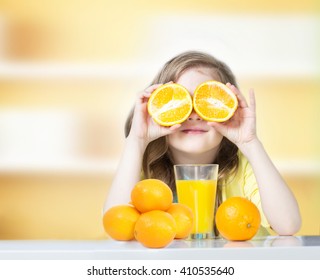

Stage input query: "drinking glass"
[{"left": 174, "top": 164, "right": 219, "bottom": 239}]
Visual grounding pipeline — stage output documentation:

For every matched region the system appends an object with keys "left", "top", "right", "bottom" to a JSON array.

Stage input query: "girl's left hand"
[{"left": 208, "top": 83, "right": 257, "bottom": 147}]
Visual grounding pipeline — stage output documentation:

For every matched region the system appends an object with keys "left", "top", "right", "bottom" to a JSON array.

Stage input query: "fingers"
[
  {"left": 144, "top": 81, "right": 174, "bottom": 94},
  {"left": 143, "top": 83, "right": 163, "bottom": 96},
  {"left": 207, "top": 121, "right": 228, "bottom": 136},
  {"left": 158, "top": 123, "right": 181, "bottom": 133},
  {"left": 169, "top": 124, "right": 181, "bottom": 131},
  {"left": 136, "top": 84, "right": 162, "bottom": 106},
  {"left": 139, "top": 81, "right": 175, "bottom": 101},
  {"left": 226, "top": 83, "right": 248, "bottom": 108},
  {"left": 248, "top": 88, "right": 256, "bottom": 111},
  {"left": 159, "top": 123, "right": 181, "bottom": 138},
  {"left": 207, "top": 121, "right": 224, "bottom": 128}
]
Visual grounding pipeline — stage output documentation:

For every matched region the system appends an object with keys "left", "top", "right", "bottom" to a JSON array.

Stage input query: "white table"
[{"left": 0, "top": 236, "right": 319, "bottom": 260}]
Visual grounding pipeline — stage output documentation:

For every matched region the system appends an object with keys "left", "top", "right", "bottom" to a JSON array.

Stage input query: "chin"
[
  {"left": 172, "top": 144, "right": 217, "bottom": 156},
  {"left": 168, "top": 135, "right": 222, "bottom": 157}
]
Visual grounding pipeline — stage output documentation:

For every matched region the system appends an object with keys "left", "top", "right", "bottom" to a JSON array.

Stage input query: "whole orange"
[
  {"left": 167, "top": 203, "right": 193, "bottom": 239},
  {"left": 134, "top": 210, "right": 177, "bottom": 248},
  {"left": 103, "top": 205, "right": 140, "bottom": 241},
  {"left": 215, "top": 197, "right": 261, "bottom": 241},
  {"left": 131, "top": 179, "right": 173, "bottom": 213}
]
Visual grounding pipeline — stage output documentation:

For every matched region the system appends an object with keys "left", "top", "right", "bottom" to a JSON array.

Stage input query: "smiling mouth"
[{"left": 181, "top": 129, "right": 208, "bottom": 134}]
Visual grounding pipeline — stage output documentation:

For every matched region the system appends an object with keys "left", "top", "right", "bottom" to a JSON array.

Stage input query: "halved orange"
[
  {"left": 193, "top": 81, "right": 238, "bottom": 122},
  {"left": 147, "top": 83, "right": 193, "bottom": 126}
]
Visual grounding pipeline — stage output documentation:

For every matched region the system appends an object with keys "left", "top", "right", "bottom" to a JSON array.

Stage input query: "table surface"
[{"left": 0, "top": 236, "right": 319, "bottom": 260}]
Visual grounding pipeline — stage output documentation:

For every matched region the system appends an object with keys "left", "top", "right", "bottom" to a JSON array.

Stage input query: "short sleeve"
[{"left": 242, "top": 158, "right": 270, "bottom": 228}]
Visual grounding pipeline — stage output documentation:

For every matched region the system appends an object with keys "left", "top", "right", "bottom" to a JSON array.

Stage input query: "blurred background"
[{"left": 0, "top": 0, "right": 319, "bottom": 239}]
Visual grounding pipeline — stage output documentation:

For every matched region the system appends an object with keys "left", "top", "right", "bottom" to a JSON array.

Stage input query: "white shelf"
[
  {"left": 1, "top": 15, "right": 319, "bottom": 81},
  {"left": 273, "top": 159, "right": 320, "bottom": 176},
  {"left": 0, "top": 110, "right": 318, "bottom": 175},
  {"left": 0, "top": 236, "right": 319, "bottom": 260},
  {"left": 0, "top": 158, "right": 117, "bottom": 174},
  {"left": 0, "top": 62, "right": 156, "bottom": 79},
  {"left": 0, "top": 158, "right": 318, "bottom": 176}
]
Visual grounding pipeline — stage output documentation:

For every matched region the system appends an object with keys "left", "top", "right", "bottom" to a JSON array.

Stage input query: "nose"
[{"left": 188, "top": 110, "right": 202, "bottom": 121}]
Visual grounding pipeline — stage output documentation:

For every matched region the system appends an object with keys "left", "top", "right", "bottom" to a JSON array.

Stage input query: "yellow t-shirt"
[{"left": 221, "top": 152, "right": 271, "bottom": 236}]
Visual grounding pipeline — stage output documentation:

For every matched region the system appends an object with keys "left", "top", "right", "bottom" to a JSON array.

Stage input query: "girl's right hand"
[{"left": 129, "top": 83, "right": 181, "bottom": 145}]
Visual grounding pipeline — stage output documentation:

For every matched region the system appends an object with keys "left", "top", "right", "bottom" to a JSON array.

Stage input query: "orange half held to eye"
[
  {"left": 147, "top": 83, "right": 193, "bottom": 126},
  {"left": 193, "top": 81, "right": 238, "bottom": 122}
]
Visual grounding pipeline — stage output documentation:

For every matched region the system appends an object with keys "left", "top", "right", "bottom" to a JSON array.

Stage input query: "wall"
[{"left": 0, "top": 1, "right": 319, "bottom": 238}]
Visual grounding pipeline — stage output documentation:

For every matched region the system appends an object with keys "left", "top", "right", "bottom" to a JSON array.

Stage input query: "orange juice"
[{"left": 176, "top": 179, "right": 217, "bottom": 234}]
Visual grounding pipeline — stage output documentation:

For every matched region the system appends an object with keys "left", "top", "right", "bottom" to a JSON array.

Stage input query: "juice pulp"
[{"left": 176, "top": 179, "right": 217, "bottom": 234}]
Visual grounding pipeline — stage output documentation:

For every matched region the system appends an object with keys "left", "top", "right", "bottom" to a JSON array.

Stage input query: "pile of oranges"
[{"left": 103, "top": 179, "right": 193, "bottom": 248}]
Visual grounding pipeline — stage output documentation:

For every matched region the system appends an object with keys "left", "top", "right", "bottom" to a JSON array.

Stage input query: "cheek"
[
  {"left": 207, "top": 131, "right": 224, "bottom": 145},
  {"left": 167, "top": 134, "right": 180, "bottom": 149}
]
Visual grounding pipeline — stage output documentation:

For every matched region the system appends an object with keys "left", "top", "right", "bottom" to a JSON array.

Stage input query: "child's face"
[{"left": 168, "top": 67, "right": 223, "bottom": 163}]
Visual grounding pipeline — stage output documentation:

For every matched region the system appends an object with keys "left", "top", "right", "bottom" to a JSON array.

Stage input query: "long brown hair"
[{"left": 125, "top": 51, "right": 239, "bottom": 234}]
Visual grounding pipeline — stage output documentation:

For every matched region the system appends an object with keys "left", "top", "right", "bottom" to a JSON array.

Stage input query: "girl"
[{"left": 104, "top": 51, "right": 301, "bottom": 236}]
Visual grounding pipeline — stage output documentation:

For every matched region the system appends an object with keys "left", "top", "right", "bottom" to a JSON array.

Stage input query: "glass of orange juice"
[{"left": 174, "top": 164, "right": 219, "bottom": 239}]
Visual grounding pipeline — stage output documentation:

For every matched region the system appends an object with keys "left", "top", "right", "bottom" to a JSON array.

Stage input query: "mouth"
[{"left": 181, "top": 128, "right": 208, "bottom": 134}]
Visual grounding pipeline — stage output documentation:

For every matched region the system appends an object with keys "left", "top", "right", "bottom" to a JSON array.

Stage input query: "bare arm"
[
  {"left": 239, "top": 138, "right": 301, "bottom": 235},
  {"left": 209, "top": 85, "right": 301, "bottom": 235},
  {"left": 103, "top": 136, "right": 146, "bottom": 212},
  {"left": 103, "top": 84, "right": 180, "bottom": 213}
]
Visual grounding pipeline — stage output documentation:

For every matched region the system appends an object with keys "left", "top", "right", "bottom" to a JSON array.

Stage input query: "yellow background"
[{"left": 0, "top": 0, "right": 319, "bottom": 239}]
